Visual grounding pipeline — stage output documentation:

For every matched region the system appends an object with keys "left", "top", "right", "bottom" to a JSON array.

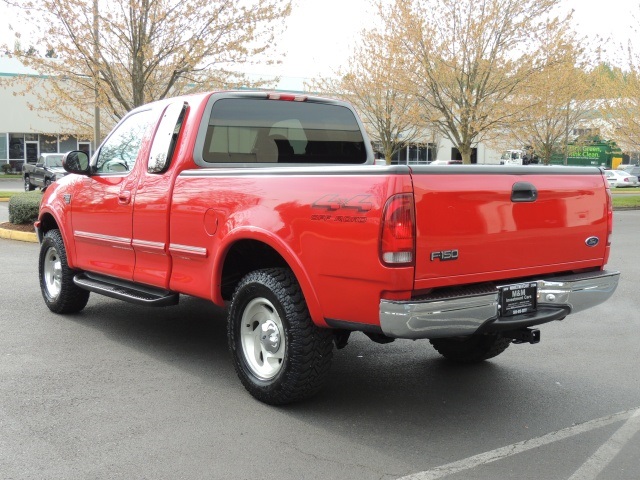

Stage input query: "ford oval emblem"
[{"left": 585, "top": 236, "right": 599, "bottom": 247}]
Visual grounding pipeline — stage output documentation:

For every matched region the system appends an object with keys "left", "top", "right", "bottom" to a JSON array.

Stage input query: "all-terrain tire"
[
  {"left": 430, "top": 334, "right": 511, "bottom": 363},
  {"left": 39, "top": 229, "right": 90, "bottom": 314},
  {"left": 228, "top": 268, "right": 334, "bottom": 405}
]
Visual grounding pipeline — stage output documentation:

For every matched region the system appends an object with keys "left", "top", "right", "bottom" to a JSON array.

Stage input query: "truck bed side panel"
[{"left": 168, "top": 167, "right": 415, "bottom": 327}]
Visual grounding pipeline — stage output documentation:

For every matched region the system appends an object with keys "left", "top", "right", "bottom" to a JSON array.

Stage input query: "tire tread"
[
  {"left": 228, "top": 268, "right": 333, "bottom": 405},
  {"left": 39, "top": 229, "right": 90, "bottom": 314}
]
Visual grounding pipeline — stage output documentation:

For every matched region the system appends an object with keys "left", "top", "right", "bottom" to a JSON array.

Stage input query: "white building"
[{"left": 0, "top": 57, "right": 92, "bottom": 171}]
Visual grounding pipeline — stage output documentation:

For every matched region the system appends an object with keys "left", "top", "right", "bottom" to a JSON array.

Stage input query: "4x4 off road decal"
[{"left": 311, "top": 194, "right": 372, "bottom": 223}]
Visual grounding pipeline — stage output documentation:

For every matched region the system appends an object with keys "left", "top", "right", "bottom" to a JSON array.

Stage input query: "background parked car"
[
  {"left": 22, "top": 153, "right": 68, "bottom": 191},
  {"left": 605, "top": 169, "right": 639, "bottom": 188},
  {"left": 617, "top": 164, "right": 640, "bottom": 179}
]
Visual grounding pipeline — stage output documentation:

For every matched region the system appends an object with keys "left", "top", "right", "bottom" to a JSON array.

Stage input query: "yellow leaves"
[{"left": 8, "top": 0, "right": 292, "bottom": 135}]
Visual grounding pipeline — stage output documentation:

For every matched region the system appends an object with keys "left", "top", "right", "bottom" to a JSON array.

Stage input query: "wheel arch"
[
  {"left": 215, "top": 230, "right": 326, "bottom": 327},
  {"left": 38, "top": 209, "right": 78, "bottom": 269}
]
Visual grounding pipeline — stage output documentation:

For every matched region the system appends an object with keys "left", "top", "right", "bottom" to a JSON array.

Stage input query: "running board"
[{"left": 74, "top": 273, "right": 179, "bottom": 307}]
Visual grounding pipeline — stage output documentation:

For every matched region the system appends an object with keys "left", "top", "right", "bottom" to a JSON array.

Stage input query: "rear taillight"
[
  {"left": 380, "top": 193, "right": 415, "bottom": 266},
  {"left": 606, "top": 184, "right": 613, "bottom": 246}
]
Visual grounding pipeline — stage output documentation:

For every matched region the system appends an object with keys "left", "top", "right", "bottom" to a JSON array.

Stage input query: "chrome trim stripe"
[
  {"left": 379, "top": 270, "right": 620, "bottom": 340},
  {"left": 178, "top": 165, "right": 409, "bottom": 176},
  {"left": 168, "top": 243, "right": 208, "bottom": 259},
  {"left": 132, "top": 239, "right": 166, "bottom": 255},
  {"left": 74, "top": 230, "right": 132, "bottom": 250}
]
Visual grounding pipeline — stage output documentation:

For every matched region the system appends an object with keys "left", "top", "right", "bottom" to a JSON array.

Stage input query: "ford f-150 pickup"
[{"left": 35, "top": 91, "right": 620, "bottom": 404}]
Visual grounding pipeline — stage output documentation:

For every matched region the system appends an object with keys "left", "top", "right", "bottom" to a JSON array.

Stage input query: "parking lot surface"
[{"left": 0, "top": 212, "right": 638, "bottom": 479}]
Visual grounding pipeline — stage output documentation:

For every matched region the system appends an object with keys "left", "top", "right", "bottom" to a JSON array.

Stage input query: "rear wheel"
[
  {"left": 228, "top": 268, "right": 333, "bottom": 405},
  {"left": 430, "top": 334, "right": 511, "bottom": 363},
  {"left": 39, "top": 229, "right": 90, "bottom": 314}
]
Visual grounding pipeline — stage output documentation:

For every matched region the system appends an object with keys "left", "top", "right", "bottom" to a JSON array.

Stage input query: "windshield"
[{"left": 45, "top": 155, "right": 64, "bottom": 167}]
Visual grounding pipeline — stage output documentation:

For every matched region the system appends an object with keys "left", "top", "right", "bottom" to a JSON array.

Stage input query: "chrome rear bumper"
[{"left": 379, "top": 270, "right": 620, "bottom": 340}]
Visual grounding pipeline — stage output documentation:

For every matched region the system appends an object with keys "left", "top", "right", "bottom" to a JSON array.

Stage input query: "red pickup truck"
[{"left": 36, "top": 91, "right": 620, "bottom": 404}]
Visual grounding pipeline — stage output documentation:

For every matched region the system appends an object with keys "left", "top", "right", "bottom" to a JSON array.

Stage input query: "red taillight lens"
[
  {"left": 606, "top": 184, "right": 613, "bottom": 246},
  {"left": 380, "top": 193, "right": 415, "bottom": 266}
]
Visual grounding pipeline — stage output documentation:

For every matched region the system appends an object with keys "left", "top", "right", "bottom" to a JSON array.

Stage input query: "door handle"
[{"left": 118, "top": 191, "right": 132, "bottom": 205}]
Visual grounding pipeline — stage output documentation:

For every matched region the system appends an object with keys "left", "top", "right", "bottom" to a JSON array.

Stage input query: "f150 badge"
[{"left": 431, "top": 249, "right": 459, "bottom": 261}]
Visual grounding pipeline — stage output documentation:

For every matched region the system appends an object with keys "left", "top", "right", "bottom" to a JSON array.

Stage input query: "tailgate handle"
[{"left": 511, "top": 182, "right": 538, "bottom": 202}]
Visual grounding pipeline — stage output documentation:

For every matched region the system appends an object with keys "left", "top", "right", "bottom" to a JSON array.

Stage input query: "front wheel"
[
  {"left": 430, "top": 334, "right": 511, "bottom": 363},
  {"left": 24, "top": 176, "right": 35, "bottom": 191},
  {"left": 39, "top": 229, "right": 90, "bottom": 313},
  {"left": 228, "top": 268, "right": 333, "bottom": 405}
]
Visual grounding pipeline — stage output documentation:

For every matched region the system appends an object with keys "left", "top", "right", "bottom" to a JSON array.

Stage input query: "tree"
[
  {"left": 312, "top": 28, "right": 426, "bottom": 164},
  {"left": 598, "top": 34, "right": 640, "bottom": 155},
  {"left": 505, "top": 23, "right": 595, "bottom": 164},
  {"left": 383, "top": 0, "right": 573, "bottom": 164},
  {"left": 2, "top": 0, "right": 291, "bottom": 138}
]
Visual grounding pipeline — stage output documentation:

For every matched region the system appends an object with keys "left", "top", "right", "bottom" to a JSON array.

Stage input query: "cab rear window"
[{"left": 201, "top": 98, "right": 367, "bottom": 164}]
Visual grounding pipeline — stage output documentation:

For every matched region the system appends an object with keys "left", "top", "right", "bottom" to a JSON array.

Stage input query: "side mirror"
[{"left": 63, "top": 151, "right": 90, "bottom": 175}]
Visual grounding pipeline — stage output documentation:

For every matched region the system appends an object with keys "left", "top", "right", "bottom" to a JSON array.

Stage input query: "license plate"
[{"left": 499, "top": 282, "right": 537, "bottom": 317}]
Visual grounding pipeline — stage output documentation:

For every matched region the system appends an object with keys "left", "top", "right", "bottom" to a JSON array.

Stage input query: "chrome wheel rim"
[
  {"left": 43, "top": 246, "right": 62, "bottom": 300},
  {"left": 240, "top": 298, "right": 285, "bottom": 380}
]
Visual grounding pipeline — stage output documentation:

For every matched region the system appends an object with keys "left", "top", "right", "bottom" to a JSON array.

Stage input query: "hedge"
[{"left": 8, "top": 192, "right": 42, "bottom": 225}]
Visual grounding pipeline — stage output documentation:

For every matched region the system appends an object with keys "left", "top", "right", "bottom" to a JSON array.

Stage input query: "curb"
[
  {"left": 0, "top": 198, "right": 9, "bottom": 202},
  {"left": 0, "top": 227, "right": 38, "bottom": 243}
]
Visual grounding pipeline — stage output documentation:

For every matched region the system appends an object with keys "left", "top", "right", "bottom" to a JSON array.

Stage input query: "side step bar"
[{"left": 74, "top": 273, "right": 179, "bottom": 307}]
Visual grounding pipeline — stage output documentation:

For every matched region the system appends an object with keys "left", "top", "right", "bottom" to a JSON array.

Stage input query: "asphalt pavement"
[
  {"left": 0, "top": 208, "right": 639, "bottom": 480},
  {"left": 0, "top": 202, "right": 8, "bottom": 223},
  {"left": 0, "top": 178, "right": 24, "bottom": 192}
]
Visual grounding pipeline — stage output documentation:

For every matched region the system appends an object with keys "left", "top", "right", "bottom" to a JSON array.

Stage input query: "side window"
[
  {"left": 148, "top": 101, "right": 188, "bottom": 173},
  {"left": 95, "top": 109, "right": 155, "bottom": 174}
]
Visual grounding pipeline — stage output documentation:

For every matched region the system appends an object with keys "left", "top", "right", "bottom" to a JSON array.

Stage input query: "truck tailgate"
[{"left": 410, "top": 166, "right": 610, "bottom": 289}]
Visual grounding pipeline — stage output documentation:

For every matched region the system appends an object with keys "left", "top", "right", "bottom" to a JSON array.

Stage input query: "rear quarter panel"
[{"left": 168, "top": 166, "right": 415, "bottom": 327}]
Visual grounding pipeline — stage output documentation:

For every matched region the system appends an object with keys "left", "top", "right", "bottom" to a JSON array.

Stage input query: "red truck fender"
[
  {"left": 212, "top": 226, "right": 327, "bottom": 327},
  {"left": 36, "top": 183, "right": 79, "bottom": 269}
]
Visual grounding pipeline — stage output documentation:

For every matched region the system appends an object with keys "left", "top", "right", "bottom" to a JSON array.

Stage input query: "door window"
[{"left": 95, "top": 109, "right": 155, "bottom": 174}]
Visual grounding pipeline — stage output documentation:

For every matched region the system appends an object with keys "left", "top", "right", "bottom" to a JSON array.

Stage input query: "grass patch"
[
  {"left": 0, "top": 191, "right": 22, "bottom": 198},
  {"left": 0, "top": 174, "right": 22, "bottom": 179},
  {"left": 611, "top": 187, "right": 640, "bottom": 193},
  {"left": 612, "top": 195, "right": 640, "bottom": 209}
]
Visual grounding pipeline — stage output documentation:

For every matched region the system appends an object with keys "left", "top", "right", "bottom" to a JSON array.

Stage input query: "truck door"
[
  {"left": 71, "top": 108, "right": 157, "bottom": 280},
  {"left": 131, "top": 101, "right": 188, "bottom": 288}
]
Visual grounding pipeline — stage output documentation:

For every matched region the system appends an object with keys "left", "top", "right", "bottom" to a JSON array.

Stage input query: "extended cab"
[{"left": 36, "top": 91, "right": 620, "bottom": 404}]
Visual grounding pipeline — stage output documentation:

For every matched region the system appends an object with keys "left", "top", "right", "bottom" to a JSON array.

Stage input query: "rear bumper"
[{"left": 379, "top": 270, "right": 620, "bottom": 339}]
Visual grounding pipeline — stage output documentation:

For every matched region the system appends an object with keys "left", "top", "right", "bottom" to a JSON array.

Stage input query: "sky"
[
  {"left": 1, "top": 0, "right": 637, "bottom": 88},
  {"left": 265, "top": 0, "right": 638, "bottom": 88}
]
